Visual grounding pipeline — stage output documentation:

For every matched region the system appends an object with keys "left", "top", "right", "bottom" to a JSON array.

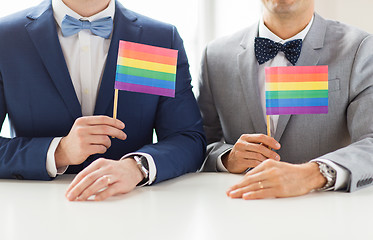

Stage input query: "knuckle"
[
  {"left": 103, "top": 126, "right": 113, "bottom": 135},
  {"left": 257, "top": 134, "right": 266, "bottom": 141},
  {"left": 252, "top": 143, "right": 262, "bottom": 152},
  {"left": 104, "top": 137, "right": 112, "bottom": 148},
  {"left": 85, "top": 174, "right": 95, "bottom": 182},
  {"left": 235, "top": 141, "right": 244, "bottom": 149},
  {"left": 239, "top": 134, "right": 247, "bottom": 140},
  {"left": 75, "top": 117, "right": 84, "bottom": 125},
  {"left": 268, "top": 167, "right": 279, "bottom": 176},
  {"left": 99, "top": 146, "right": 107, "bottom": 154},
  {"left": 262, "top": 159, "right": 275, "bottom": 167},
  {"left": 97, "top": 115, "right": 108, "bottom": 122},
  {"left": 98, "top": 157, "right": 107, "bottom": 163},
  {"left": 75, "top": 127, "right": 85, "bottom": 137},
  {"left": 95, "top": 158, "right": 106, "bottom": 166},
  {"left": 105, "top": 163, "right": 114, "bottom": 171}
]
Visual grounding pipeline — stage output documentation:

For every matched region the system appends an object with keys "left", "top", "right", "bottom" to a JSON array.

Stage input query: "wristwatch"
[
  {"left": 134, "top": 155, "right": 149, "bottom": 186},
  {"left": 315, "top": 161, "right": 336, "bottom": 191}
]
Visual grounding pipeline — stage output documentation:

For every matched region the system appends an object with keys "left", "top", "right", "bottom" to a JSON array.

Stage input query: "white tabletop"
[{"left": 1, "top": 172, "right": 373, "bottom": 240}]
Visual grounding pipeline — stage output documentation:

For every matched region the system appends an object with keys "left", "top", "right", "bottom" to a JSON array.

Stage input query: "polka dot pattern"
[{"left": 254, "top": 37, "right": 303, "bottom": 66}]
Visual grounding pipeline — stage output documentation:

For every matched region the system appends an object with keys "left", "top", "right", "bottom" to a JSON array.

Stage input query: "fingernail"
[
  {"left": 276, "top": 143, "right": 281, "bottom": 148},
  {"left": 230, "top": 190, "right": 238, "bottom": 196},
  {"left": 66, "top": 193, "right": 73, "bottom": 201},
  {"left": 243, "top": 193, "right": 251, "bottom": 199},
  {"left": 275, "top": 155, "right": 280, "bottom": 160}
]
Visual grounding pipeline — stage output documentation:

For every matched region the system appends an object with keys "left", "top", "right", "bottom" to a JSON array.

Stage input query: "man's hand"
[
  {"left": 226, "top": 160, "right": 327, "bottom": 200},
  {"left": 55, "top": 116, "right": 126, "bottom": 168},
  {"left": 222, "top": 134, "right": 281, "bottom": 173},
  {"left": 65, "top": 158, "right": 144, "bottom": 201}
]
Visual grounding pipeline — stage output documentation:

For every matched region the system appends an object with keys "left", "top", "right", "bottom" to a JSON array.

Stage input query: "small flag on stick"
[
  {"left": 265, "top": 65, "right": 328, "bottom": 136},
  {"left": 113, "top": 40, "right": 178, "bottom": 119}
]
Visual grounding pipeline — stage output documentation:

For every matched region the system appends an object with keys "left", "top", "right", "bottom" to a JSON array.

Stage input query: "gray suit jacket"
[{"left": 197, "top": 13, "right": 373, "bottom": 192}]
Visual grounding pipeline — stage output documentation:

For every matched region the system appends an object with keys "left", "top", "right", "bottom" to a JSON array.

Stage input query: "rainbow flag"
[
  {"left": 265, "top": 66, "right": 328, "bottom": 115},
  {"left": 115, "top": 40, "right": 178, "bottom": 97}
]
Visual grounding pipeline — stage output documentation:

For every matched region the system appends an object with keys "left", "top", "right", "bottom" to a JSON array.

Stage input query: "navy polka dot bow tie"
[{"left": 254, "top": 37, "right": 302, "bottom": 65}]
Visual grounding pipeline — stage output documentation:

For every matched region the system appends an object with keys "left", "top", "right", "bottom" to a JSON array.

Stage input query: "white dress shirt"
[
  {"left": 45, "top": 0, "right": 156, "bottom": 185},
  {"left": 217, "top": 16, "right": 348, "bottom": 190}
]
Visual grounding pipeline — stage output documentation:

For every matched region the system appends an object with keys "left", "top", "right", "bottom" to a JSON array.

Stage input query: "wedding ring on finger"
[
  {"left": 102, "top": 175, "right": 111, "bottom": 185},
  {"left": 258, "top": 181, "right": 264, "bottom": 189}
]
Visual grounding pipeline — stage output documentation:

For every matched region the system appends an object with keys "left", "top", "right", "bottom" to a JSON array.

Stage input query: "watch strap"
[
  {"left": 315, "top": 161, "right": 337, "bottom": 191},
  {"left": 134, "top": 155, "right": 149, "bottom": 186}
]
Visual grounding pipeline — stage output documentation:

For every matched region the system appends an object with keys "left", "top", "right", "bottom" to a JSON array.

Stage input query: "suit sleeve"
[
  {"left": 0, "top": 71, "right": 54, "bottom": 180},
  {"left": 320, "top": 35, "right": 373, "bottom": 192},
  {"left": 197, "top": 46, "right": 234, "bottom": 172},
  {"left": 134, "top": 27, "right": 206, "bottom": 183}
]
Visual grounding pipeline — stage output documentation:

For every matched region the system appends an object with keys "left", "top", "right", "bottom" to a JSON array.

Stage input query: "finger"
[
  {"left": 232, "top": 157, "right": 262, "bottom": 170},
  {"left": 66, "top": 170, "right": 106, "bottom": 201},
  {"left": 94, "top": 182, "right": 127, "bottom": 201},
  {"left": 242, "top": 189, "right": 275, "bottom": 200},
  {"left": 227, "top": 170, "right": 267, "bottom": 193},
  {"left": 87, "top": 135, "right": 112, "bottom": 149},
  {"left": 78, "top": 175, "right": 117, "bottom": 201},
  {"left": 88, "top": 144, "right": 109, "bottom": 155},
  {"left": 239, "top": 151, "right": 267, "bottom": 162},
  {"left": 66, "top": 159, "right": 108, "bottom": 193},
  {"left": 244, "top": 159, "right": 280, "bottom": 177},
  {"left": 241, "top": 134, "right": 281, "bottom": 150},
  {"left": 244, "top": 143, "right": 280, "bottom": 161},
  {"left": 83, "top": 115, "right": 125, "bottom": 129},
  {"left": 228, "top": 180, "right": 271, "bottom": 198},
  {"left": 88, "top": 125, "right": 127, "bottom": 140}
]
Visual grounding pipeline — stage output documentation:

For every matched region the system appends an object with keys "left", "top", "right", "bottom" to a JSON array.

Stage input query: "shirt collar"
[
  {"left": 259, "top": 15, "right": 314, "bottom": 43},
  {"left": 52, "top": 0, "right": 115, "bottom": 28}
]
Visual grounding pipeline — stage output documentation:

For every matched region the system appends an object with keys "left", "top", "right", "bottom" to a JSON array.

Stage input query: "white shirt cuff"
[
  {"left": 311, "top": 158, "right": 349, "bottom": 191},
  {"left": 46, "top": 137, "right": 68, "bottom": 177},
  {"left": 216, "top": 148, "right": 232, "bottom": 172},
  {"left": 122, "top": 152, "right": 156, "bottom": 185}
]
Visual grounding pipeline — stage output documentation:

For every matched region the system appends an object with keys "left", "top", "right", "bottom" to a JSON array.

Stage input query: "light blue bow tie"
[{"left": 61, "top": 15, "right": 113, "bottom": 39}]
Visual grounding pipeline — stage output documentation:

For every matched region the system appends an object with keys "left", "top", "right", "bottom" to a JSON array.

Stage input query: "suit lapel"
[
  {"left": 238, "top": 23, "right": 267, "bottom": 135},
  {"left": 274, "top": 13, "right": 326, "bottom": 142},
  {"left": 94, "top": 2, "right": 142, "bottom": 115},
  {"left": 25, "top": 1, "right": 82, "bottom": 119}
]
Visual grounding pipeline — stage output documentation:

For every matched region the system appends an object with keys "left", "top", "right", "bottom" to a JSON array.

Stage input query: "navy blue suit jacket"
[{"left": 0, "top": 0, "right": 206, "bottom": 182}]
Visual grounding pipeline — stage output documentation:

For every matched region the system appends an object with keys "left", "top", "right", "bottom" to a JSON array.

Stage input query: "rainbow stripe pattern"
[
  {"left": 115, "top": 40, "right": 178, "bottom": 97},
  {"left": 265, "top": 65, "right": 328, "bottom": 115}
]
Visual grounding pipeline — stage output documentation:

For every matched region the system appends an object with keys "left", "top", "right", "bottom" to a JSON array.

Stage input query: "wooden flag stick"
[
  {"left": 266, "top": 115, "right": 271, "bottom": 137},
  {"left": 113, "top": 88, "right": 119, "bottom": 120},
  {"left": 266, "top": 115, "right": 272, "bottom": 150}
]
